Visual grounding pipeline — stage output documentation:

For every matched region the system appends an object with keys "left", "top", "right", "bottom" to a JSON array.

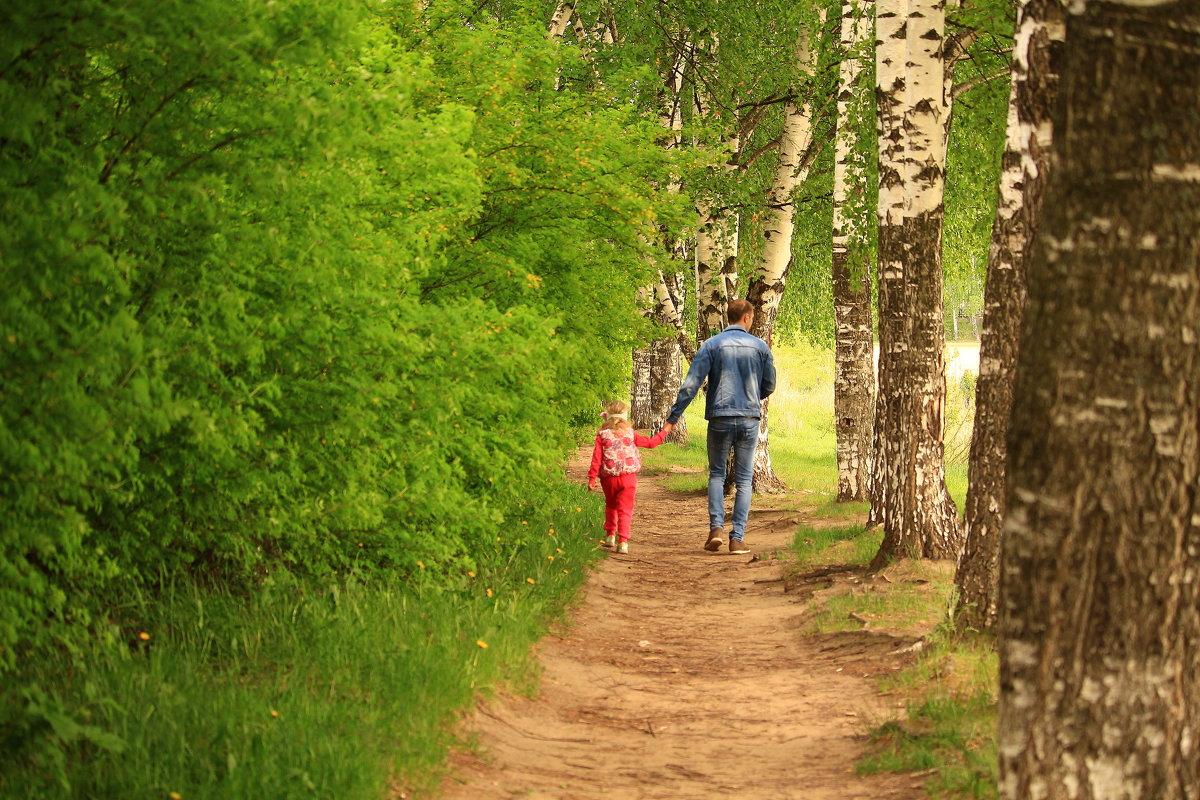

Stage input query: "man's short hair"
[{"left": 727, "top": 299, "right": 754, "bottom": 325}]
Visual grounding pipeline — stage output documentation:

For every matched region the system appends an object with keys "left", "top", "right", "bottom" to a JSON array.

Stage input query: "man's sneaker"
[
  {"left": 704, "top": 528, "right": 725, "bottom": 552},
  {"left": 603, "top": 534, "right": 617, "bottom": 548},
  {"left": 728, "top": 538, "right": 751, "bottom": 554},
  {"left": 617, "top": 541, "right": 629, "bottom": 554}
]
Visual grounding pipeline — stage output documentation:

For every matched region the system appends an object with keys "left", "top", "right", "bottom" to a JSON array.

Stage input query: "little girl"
[{"left": 587, "top": 400, "right": 669, "bottom": 554}]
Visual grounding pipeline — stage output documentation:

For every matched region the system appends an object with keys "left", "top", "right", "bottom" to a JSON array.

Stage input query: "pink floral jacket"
[{"left": 587, "top": 427, "right": 667, "bottom": 485}]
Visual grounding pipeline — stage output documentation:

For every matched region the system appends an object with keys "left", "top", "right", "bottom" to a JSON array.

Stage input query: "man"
[{"left": 662, "top": 299, "right": 776, "bottom": 554}]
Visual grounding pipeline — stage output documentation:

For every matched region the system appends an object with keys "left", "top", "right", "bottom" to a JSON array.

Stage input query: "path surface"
[{"left": 434, "top": 457, "right": 925, "bottom": 800}]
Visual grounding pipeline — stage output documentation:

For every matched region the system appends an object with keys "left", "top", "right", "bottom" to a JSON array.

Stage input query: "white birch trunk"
[
  {"left": 547, "top": 1, "right": 576, "bottom": 38},
  {"left": 868, "top": 0, "right": 960, "bottom": 564},
  {"left": 832, "top": 0, "right": 876, "bottom": 503},
  {"left": 746, "top": 23, "right": 822, "bottom": 494},
  {"left": 694, "top": 44, "right": 741, "bottom": 347},
  {"left": 632, "top": 44, "right": 690, "bottom": 440}
]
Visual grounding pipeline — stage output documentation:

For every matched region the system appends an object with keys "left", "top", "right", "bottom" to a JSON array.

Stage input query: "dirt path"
[{"left": 433, "top": 458, "right": 925, "bottom": 800}]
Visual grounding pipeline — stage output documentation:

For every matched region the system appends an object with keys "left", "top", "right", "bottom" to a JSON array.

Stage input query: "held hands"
[{"left": 661, "top": 421, "right": 676, "bottom": 437}]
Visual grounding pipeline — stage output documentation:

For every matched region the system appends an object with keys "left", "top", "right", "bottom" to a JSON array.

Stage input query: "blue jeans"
[{"left": 706, "top": 417, "right": 759, "bottom": 541}]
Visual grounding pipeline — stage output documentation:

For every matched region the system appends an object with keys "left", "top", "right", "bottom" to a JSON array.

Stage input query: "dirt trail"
[{"left": 434, "top": 457, "right": 925, "bottom": 800}]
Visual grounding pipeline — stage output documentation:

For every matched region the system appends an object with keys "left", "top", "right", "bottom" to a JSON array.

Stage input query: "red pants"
[{"left": 600, "top": 473, "right": 638, "bottom": 541}]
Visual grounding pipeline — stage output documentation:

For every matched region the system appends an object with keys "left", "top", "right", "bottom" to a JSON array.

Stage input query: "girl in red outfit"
[{"left": 587, "top": 400, "right": 668, "bottom": 554}]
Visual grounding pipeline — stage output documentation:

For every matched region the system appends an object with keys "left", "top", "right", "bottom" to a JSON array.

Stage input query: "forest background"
[{"left": 4, "top": 0, "right": 1024, "bottom": 796}]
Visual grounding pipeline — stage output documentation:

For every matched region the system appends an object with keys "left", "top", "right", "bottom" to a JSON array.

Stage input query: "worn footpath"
[{"left": 431, "top": 455, "right": 925, "bottom": 800}]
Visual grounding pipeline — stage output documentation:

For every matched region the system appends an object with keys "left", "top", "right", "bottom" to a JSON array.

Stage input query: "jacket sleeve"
[
  {"left": 760, "top": 346, "right": 777, "bottom": 399},
  {"left": 587, "top": 435, "right": 603, "bottom": 484},
  {"left": 667, "top": 342, "right": 711, "bottom": 424},
  {"left": 634, "top": 430, "right": 668, "bottom": 449}
]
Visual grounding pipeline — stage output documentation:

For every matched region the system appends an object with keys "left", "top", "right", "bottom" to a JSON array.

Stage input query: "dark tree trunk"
[
  {"left": 954, "top": 0, "right": 1065, "bottom": 633},
  {"left": 999, "top": 1, "right": 1200, "bottom": 796}
]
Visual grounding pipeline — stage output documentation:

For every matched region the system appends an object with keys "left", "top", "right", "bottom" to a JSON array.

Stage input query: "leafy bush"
[{"left": 1, "top": 0, "right": 673, "bottom": 756}]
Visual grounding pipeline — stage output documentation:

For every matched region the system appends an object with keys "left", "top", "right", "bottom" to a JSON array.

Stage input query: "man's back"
[{"left": 668, "top": 325, "right": 776, "bottom": 422}]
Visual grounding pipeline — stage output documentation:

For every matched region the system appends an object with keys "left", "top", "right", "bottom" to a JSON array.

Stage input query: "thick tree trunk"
[
  {"left": 867, "top": 0, "right": 906, "bottom": 529},
  {"left": 644, "top": 334, "right": 685, "bottom": 441},
  {"left": 869, "top": 0, "right": 960, "bottom": 566},
  {"left": 832, "top": 0, "right": 875, "bottom": 503},
  {"left": 998, "top": 2, "right": 1200, "bottom": 795},
  {"left": 953, "top": 0, "right": 1065, "bottom": 633}
]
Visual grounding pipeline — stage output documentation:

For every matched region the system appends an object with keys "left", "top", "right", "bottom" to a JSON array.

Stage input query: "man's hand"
[{"left": 662, "top": 421, "right": 676, "bottom": 436}]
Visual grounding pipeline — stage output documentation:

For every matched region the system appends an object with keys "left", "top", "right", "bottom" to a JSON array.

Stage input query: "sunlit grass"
[
  {"left": 791, "top": 524, "right": 880, "bottom": 567},
  {"left": 0, "top": 484, "right": 605, "bottom": 800}
]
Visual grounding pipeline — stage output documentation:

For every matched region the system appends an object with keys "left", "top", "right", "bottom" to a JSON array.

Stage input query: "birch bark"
[
  {"left": 632, "top": 44, "right": 690, "bottom": 442},
  {"left": 999, "top": 1, "right": 1200, "bottom": 794},
  {"left": 547, "top": 1, "right": 576, "bottom": 38},
  {"left": 869, "top": 0, "right": 960, "bottom": 566},
  {"left": 744, "top": 23, "right": 821, "bottom": 494},
  {"left": 832, "top": 0, "right": 875, "bottom": 503},
  {"left": 695, "top": 154, "right": 740, "bottom": 345},
  {"left": 953, "top": 0, "right": 1065, "bottom": 632}
]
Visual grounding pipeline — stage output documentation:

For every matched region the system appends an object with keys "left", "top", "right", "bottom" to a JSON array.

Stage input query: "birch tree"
[
  {"left": 999, "top": 0, "right": 1200, "bottom": 794},
  {"left": 953, "top": 0, "right": 1065, "bottom": 632},
  {"left": 831, "top": 0, "right": 874, "bottom": 503},
  {"left": 694, "top": 47, "right": 741, "bottom": 347},
  {"left": 547, "top": 1, "right": 576, "bottom": 38},
  {"left": 868, "top": 0, "right": 960, "bottom": 565},
  {"left": 631, "top": 43, "right": 691, "bottom": 440},
  {"left": 745, "top": 19, "right": 823, "bottom": 494}
]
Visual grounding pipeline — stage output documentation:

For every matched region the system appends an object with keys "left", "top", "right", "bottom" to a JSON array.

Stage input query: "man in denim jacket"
[{"left": 662, "top": 299, "right": 776, "bottom": 554}]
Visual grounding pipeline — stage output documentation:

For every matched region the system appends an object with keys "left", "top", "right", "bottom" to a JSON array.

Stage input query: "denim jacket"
[{"left": 667, "top": 325, "right": 776, "bottom": 422}]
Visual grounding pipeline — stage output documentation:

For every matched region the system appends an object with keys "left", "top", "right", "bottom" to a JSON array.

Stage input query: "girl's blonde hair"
[{"left": 601, "top": 400, "right": 632, "bottom": 434}]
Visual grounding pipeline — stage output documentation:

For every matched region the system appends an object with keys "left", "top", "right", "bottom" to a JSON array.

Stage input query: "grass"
[
  {"left": 0, "top": 482, "right": 606, "bottom": 800},
  {"left": 861, "top": 624, "right": 999, "bottom": 799},
  {"left": 789, "top": 522, "right": 997, "bottom": 797},
  {"left": 791, "top": 523, "right": 881, "bottom": 567},
  {"left": 859, "top": 688, "right": 997, "bottom": 799}
]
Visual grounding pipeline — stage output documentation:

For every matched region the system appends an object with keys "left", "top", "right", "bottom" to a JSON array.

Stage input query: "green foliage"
[
  {"left": 1, "top": 482, "right": 604, "bottom": 798},
  {"left": 1, "top": 0, "right": 680, "bottom": 783}
]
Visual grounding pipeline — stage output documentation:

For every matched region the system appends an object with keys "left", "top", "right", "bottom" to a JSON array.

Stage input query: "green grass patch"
[
  {"left": 803, "top": 559, "right": 956, "bottom": 636},
  {"left": 859, "top": 690, "right": 996, "bottom": 799},
  {"left": 791, "top": 524, "right": 880, "bottom": 568},
  {"left": 1, "top": 483, "right": 605, "bottom": 800},
  {"left": 863, "top": 626, "right": 998, "bottom": 797}
]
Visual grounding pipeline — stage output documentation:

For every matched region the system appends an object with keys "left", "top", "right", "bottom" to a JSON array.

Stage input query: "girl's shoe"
[
  {"left": 603, "top": 534, "right": 617, "bottom": 548},
  {"left": 617, "top": 541, "right": 629, "bottom": 554}
]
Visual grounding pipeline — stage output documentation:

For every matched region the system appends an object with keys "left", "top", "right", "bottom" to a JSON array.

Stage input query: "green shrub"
[{"left": 1, "top": 0, "right": 675, "bottom": 781}]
